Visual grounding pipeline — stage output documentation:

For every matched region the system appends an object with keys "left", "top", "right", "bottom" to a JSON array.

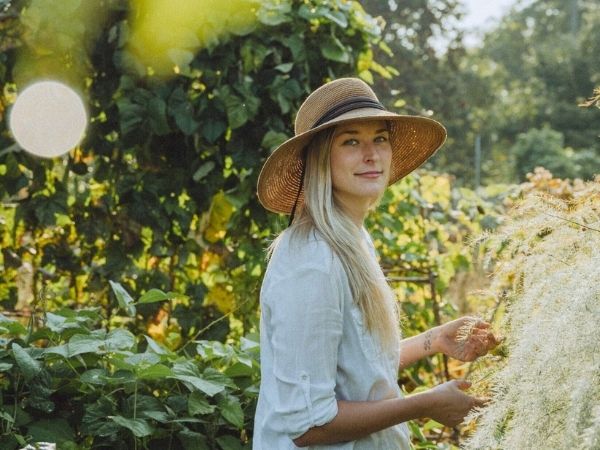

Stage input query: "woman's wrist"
[
  {"left": 405, "top": 389, "right": 438, "bottom": 421},
  {"left": 423, "top": 325, "right": 443, "bottom": 356}
]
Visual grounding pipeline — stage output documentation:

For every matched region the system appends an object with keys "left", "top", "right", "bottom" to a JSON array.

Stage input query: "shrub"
[
  {"left": 0, "top": 284, "right": 260, "bottom": 449},
  {"left": 511, "top": 127, "right": 576, "bottom": 181}
]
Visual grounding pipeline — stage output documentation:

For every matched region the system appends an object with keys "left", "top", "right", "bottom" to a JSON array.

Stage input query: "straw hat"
[{"left": 257, "top": 77, "right": 447, "bottom": 215}]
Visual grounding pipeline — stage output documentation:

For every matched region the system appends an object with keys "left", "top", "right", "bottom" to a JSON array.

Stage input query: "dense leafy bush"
[{"left": 0, "top": 283, "right": 260, "bottom": 449}]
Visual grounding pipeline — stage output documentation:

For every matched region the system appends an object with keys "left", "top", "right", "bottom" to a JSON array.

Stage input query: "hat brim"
[{"left": 257, "top": 107, "right": 447, "bottom": 215}]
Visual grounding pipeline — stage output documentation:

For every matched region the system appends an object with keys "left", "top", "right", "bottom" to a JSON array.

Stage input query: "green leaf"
[
  {"left": 178, "top": 429, "right": 210, "bottom": 450},
  {"left": 103, "top": 369, "right": 136, "bottom": 385},
  {"left": 148, "top": 96, "right": 171, "bottom": 135},
  {"left": 188, "top": 391, "right": 216, "bottom": 416},
  {"left": 274, "top": 62, "right": 294, "bottom": 73},
  {"left": 201, "top": 119, "right": 227, "bottom": 143},
  {"left": 0, "top": 362, "right": 13, "bottom": 372},
  {"left": 0, "top": 314, "right": 27, "bottom": 335},
  {"left": 11, "top": 343, "right": 42, "bottom": 381},
  {"left": 144, "top": 335, "right": 173, "bottom": 355},
  {"left": 125, "top": 394, "right": 167, "bottom": 422},
  {"left": 322, "top": 8, "right": 348, "bottom": 28},
  {"left": 0, "top": 410, "right": 14, "bottom": 423},
  {"left": 116, "top": 96, "right": 144, "bottom": 135},
  {"left": 27, "top": 418, "right": 74, "bottom": 444},
  {"left": 45, "top": 312, "right": 77, "bottom": 333},
  {"left": 219, "top": 88, "right": 249, "bottom": 129},
  {"left": 218, "top": 394, "right": 244, "bottom": 429},
  {"left": 137, "top": 363, "right": 173, "bottom": 380},
  {"left": 125, "top": 352, "right": 160, "bottom": 368},
  {"left": 261, "top": 130, "right": 289, "bottom": 152},
  {"left": 202, "top": 368, "right": 237, "bottom": 390},
  {"left": 224, "top": 361, "right": 255, "bottom": 378},
  {"left": 80, "top": 368, "right": 108, "bottom": 385},
  {"left": 169, "top": 86, "right": 199, "bottom": 135},
  {"left": 67, "top": 334, "right": 104, "bottom": 357},
  {"left": 257, "top": 2, "right": 291, "bottom": 26},
  {"left": 109, "top": 416, "right": 154, "bottom": 437},
  {"left": 321, "top": 35, "right": 350, "bottom": 63},
  {"left": 142, "top": 410, "right": 169, "bottom": 422},
  {"left": 269, "top": 76, "right": 302, "bottom": 114},
  {"left": 170, "top": 374, "right": 225, "bottom": 397},
  {"left": 216, "top": 435, "right": 245, "bottom": 450},
  {"left": 42, "top": 343, "right": 69, "bottom": 358},
  {"left": 105, "top": 328, "right": 136, "bottom": 351},
  {"left": 240, "top": 336, "right": 259, "bottom": 352},
  {"left": 137, "top": 288, "right": 171, "bottom": 304},
  {"left": 81, "top": 397, "right": 120, "bottom": 437},
  {"left": 193, "top": 161, "right": 216, "bottom": 182},
  {"left": 109, "top": 280, "right": 136, "bottom": 317},
  {"left": 240, "top": 41, "right": 270, "bottom": 72}
]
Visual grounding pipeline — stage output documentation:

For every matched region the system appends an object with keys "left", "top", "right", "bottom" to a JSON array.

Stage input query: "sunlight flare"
[{"left": 9, "top": 81, "right": 88, "bottom": 158}]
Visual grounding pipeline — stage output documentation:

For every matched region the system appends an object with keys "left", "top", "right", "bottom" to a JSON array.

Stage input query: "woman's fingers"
[
  {"left": 473, "top": 320, "right": 490, "bottom": 329},
  {"left": 472, "top": 396, "right": 490, "bottom": 408},
  {"left": 470, "top": 328, "right": 501, "bottom": 350},
  {"left": 455, "top": 379, "right": 472, "bottom": 390}
]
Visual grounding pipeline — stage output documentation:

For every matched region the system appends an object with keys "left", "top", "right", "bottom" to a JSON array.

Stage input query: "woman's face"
[{"left": 330, "top": 120, "right": 392, "bottom": 216}]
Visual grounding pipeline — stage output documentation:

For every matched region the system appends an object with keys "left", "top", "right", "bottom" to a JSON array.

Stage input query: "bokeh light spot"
[{"left": 9, "top": 80, "right": 88, "bottom": 158}]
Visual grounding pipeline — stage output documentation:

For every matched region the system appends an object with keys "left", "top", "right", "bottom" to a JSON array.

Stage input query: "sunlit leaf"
[
  {"left": 109, "top": 416, "right": 154, "bottom": 437},
  {"left": 109, "top": 280, "right": 136, "bottom": 317},
  {"left": 12, "top": 343, "right": 42, "bottom": 381},
  {"left": 188, "top": 391, "right": 216, "bottom": 416}
]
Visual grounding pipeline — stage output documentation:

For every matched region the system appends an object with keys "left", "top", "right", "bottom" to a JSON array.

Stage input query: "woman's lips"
[{"left": 355, "top": 171, "right": 383, "bottom": 178}]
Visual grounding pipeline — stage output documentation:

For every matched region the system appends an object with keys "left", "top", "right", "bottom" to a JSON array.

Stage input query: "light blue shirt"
[{"left": 253, "top": 228, "right": 411, "bottom": 449}]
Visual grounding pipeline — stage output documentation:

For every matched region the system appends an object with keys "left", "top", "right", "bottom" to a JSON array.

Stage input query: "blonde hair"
[{"left": 269, "top": 127, "right": 401, "bottom": 350}]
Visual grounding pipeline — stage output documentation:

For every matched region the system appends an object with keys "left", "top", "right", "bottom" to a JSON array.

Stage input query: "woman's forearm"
[
  {"left": 293, "top": 379, "right": 482, "bottom": 447},
  {"left": 292, "top": 392, "right": 433, "bottom": 447},
  {"left": 398, "top": 326, "right": 442, "bottom": 370}
]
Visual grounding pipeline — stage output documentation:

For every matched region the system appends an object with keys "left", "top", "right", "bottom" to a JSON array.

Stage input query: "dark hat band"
[{"left": 311, "top": 96, "right": 386, "bottom": 129}]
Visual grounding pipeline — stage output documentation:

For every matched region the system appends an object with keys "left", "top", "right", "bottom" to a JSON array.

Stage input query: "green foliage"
[
  {"left": 0, "top": 0, "right": 385, "bottom": 337},
  {"left": 363, "top": 172, "right": 513, "bottom": 447},
  {"left": 360, "top": 0, "right": 497, "bottom": 185},
  {"left": 511, "top": 127, "right": 575, "bottom": 180},
  {"left": 473, "top": 0, "right": 600, "bottom": 183},
  {"left": 360, "top": 0, "right": 600, "bottom": 185},
  {"left": 0, "top": 293, "right": 260, "bottom": 449}
]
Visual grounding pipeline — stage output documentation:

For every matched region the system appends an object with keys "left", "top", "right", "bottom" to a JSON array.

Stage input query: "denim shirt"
[{"left": 253, "top": 228, "right": 411, "bottom": 449}]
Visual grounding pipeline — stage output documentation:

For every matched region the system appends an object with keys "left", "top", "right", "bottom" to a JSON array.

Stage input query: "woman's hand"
[
  {"left": 435, "top": 317, "right": 500, "bottom": 362},
  {"left": 423, "top": 379, "right": 486, "bottom": 427}
]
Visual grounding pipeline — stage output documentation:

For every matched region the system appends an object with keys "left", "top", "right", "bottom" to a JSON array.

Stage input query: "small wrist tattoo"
[{"left": 424, "top": 330, "right": 432, "bottom": 352}]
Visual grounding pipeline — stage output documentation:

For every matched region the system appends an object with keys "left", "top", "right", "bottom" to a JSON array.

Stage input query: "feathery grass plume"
[
  {"left": 455, "top": 316, "right": 481, "bottom": 343},
  {"left": 463, "top": 176, "right": 600, "bottom": 450}
]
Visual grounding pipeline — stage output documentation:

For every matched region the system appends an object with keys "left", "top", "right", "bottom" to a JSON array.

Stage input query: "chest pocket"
[{"left": 349, "top": 303, "right": 383, "bottom": 362}]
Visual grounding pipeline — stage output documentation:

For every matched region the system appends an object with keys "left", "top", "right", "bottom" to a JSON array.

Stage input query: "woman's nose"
[{"left": 362, "top": 142, "right": 379, "bottom": 161}]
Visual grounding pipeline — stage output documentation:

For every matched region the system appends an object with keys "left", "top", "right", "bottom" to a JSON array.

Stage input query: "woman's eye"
[
  {"left": 374, "top": 135, "right": 388, "bottom": 143},
  {"left": 343, "top": 138, "right": 359, "bottom": 146}
]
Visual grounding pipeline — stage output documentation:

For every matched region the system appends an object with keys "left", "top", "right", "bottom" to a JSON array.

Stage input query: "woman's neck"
[{"left": 335, "top": 197, "right": 369, "bottom": 228}]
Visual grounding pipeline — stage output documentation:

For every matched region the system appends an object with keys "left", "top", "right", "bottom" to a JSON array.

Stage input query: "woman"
[{"left": 254, "top": 78, "right": 498, "bottom": 449}]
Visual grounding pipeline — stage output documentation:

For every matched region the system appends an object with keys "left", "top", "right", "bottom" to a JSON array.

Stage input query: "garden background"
[{"left": 0, "top": 0, "right": 598, "bottom": 448}]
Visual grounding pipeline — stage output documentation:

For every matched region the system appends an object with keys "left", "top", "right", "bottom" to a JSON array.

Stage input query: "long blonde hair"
[{"left": 270, "top": 127, "right": 401, "bottom": 350}]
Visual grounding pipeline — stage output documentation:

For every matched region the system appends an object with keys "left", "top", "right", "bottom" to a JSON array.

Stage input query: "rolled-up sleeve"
[{"left": 263, "top": 266, "right": 343, "bottom": 439}]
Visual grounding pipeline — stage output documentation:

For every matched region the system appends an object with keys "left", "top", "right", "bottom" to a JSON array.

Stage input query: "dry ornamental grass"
[{"left": 463, "top": 175, "right": 600, "bottom": 450}]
